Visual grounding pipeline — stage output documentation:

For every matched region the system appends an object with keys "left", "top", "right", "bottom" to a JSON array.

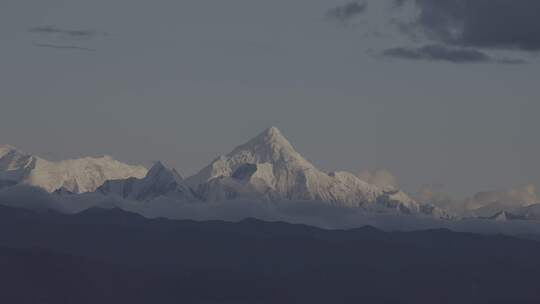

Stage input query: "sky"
[{"left": 1, "top": 0, "right": 539, "bottom": 198}]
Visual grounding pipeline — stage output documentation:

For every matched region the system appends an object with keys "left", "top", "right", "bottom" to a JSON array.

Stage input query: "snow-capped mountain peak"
[
  {"left": 186, "top": 126, "right": 314, "bottom": 187},
  {"left": 2, "top": 128, "right": 448, "bottom": 218},
  {"left": 146, "top": 161, "right": 182, "bottom": 182},
  {"left": 232, "top": 127, "right": 298, "bottom": 157},
  {"left": 227, "top": 126, "right": 314, "bottom": 170},
  {"left": 184, "top": 127, "right": 441, "bottom": 216},
  {"left": 98, "top": 162, "right": 195, "bottom": 202},
  {"left": 0, "top": 145, "right": 36, "bottom": 180},
  {"left": 0, "top": 145, "right": 147, "bottom": 193}
]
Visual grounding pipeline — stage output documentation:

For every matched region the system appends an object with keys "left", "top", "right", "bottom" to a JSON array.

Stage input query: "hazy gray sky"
[{"left": 1, "top": 0, "right": 539, "bottom": 197}]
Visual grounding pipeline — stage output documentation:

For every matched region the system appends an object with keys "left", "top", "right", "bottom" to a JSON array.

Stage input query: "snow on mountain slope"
[
  {"left": 0, "top": 145, "right": 147, "bottom": 193},
  {"left": 186, "top": 127, "right": 437, "bottom": 216},
  {"left": 0, "top": 145, "right": 35, "bottom": 181},
  {"left": 2, "top": 129, "right": 449, "bottom": 218},
  {"left": 97, "top": 162, "right": 195, "bottom": 202}
]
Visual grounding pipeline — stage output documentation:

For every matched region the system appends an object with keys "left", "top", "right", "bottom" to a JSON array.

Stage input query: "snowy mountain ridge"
[
  {"left": 97, "top": 161, "right": 195, "bottom": 202},
  {"left": 0, "top": 145, "right": 147, "bottom": 193},
  {"left": 185, "top": 127, "right": 443, "bottom": 216},
  {"left": 1, "top": 127, "right": 448, "bottom": 218}
]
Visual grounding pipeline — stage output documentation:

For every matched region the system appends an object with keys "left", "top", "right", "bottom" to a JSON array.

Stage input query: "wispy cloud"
[
  {"left": 380, "top": 45, "right": 525, "bottom": 64},
  {"left": 358, "top": 169, "right": 398, "bottom": 189},
  {"left": 29, "top": 26, "right": 107, "bottom": 40},
  {"left": 465, "top": 184, "right": 538, "bottom": 211},
  {"left": 29, "top": 25, "right": 106, "bottom": 51},
  {"left": 32, "top": 43, "right": 96, "bottom": 52},
  {"left": 326, "top": 1, "right": 368, "bottom": 23},
  {"left": 416, "top": 183, "right": 539, "bottom": 217}
]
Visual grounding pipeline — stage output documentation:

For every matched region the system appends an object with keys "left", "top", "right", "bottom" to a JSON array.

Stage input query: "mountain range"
[{"left": 1, "top": 127, "right": 537, "bottom": 221}]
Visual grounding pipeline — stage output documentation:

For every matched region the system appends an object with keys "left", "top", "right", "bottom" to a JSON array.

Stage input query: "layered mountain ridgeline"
[
  {"left": 93, "top": 127, "right": 448, "bottom": 218},
  {"left": 2, "top": 128, "right": 538, "bottom": 222},
  {"left": 1, "top": 205, "right": 540, "bottom": 304}
]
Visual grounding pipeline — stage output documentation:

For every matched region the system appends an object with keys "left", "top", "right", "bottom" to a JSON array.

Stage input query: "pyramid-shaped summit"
[
  {"left": 98, "top": 161, "right": 195, "bottom": 202},
  {"left": 188, "top": 128, "right": 360, "bottom": 202},
  {"left": 186, "top": 126, "right": 315, "bottom": 188},
  {"left": 145, "top": 161, "right": 184, "bottom": 184},
  {"left": 228, "top": 126, "right": 313, "bottom": 167},
  {"left": 183, "top": 126, "right": 438, "bottom": 216},
  {"left": 236, "top": 126, "right": 295, "bottom": 152}
]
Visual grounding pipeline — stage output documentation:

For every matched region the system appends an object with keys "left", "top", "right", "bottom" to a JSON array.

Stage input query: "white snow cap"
[
  {"left": 0, "top": 144, "right": 147, "bottom": 193},
  {"left": 1, "top": 127, "right": 447, "bottom": 218},
  {"left": 185, "top": 126, "right": 437, "bottom": 216}
]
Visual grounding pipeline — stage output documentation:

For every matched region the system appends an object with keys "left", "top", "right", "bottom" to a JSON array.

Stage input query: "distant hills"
[{"left": 1, "top": 205, "right": 540, "bottom": 304}]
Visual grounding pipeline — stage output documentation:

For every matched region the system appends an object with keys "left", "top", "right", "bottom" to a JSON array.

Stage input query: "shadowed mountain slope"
[{"left": 1, "top": 205, "right": 540, "bottom": 303}]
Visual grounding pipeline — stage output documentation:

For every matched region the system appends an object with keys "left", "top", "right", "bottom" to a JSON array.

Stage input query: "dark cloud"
[
  {"left": 395, "top": 0, "right": 540, "bottom": 51},
  {"left": 327, "top": 1, "right": 367, "bottom": 22},
  {"left": 29, "top": 26, "right": 106, "bottom": 40},
  {"left": 393, "top": 0, "right": 407, "bottom": 7},
  {"left": 32, "top": 43, "right": 96, "bottom": 52},
  {"left": 381, "top": 44, "right": 525, "bottom": 64}
]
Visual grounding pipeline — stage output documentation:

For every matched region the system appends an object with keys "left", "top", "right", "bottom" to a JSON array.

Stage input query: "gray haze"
[{"left": 1, "top": 0, "right": 539, "bottom": 198}]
